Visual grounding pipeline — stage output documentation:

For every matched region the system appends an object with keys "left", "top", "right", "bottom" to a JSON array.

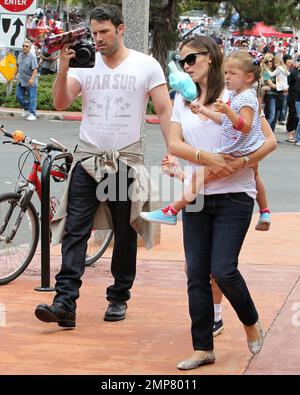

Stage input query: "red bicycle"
[{"left": 0, "top": 125, "right": 113, "bottom": 285}]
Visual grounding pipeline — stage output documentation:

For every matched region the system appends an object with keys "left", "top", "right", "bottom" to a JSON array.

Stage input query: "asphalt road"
[{"left": 0, "top": 117, "right": 299, "bottom": 213}]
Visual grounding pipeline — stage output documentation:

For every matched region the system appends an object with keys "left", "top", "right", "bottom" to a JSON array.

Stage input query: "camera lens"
[{"left": 76, "top": 47, "right": 91, "bottom": 64}]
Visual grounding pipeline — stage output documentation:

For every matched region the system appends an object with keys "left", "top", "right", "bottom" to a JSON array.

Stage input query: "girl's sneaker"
[
  {"left": 255, "top": 212, "right": 271, "bottom": 231},
  {"left": 140, "top": 208, "right": 177, "bottom": 225},
  {"left": 213, "top": 319, "right": 224, "bottom": 337}
]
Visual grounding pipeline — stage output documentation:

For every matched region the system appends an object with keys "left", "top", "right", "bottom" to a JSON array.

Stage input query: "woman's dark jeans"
[
  {"left": 264, "top": 92, "right": 283, "bottom": 131},
  {"left": 54, "top": 162, "right": 137, "bottom": 312},
  {"left": 182, "top": 192, "right": 258, "bottom": 351}
]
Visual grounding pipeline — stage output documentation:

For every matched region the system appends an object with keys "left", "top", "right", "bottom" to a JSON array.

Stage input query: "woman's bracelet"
[
  {"left": 243, "top": 155, "right": 250, "bottom": 168},
  {"left": 195, "top": 149, "right": 201, "bottom": 163}
]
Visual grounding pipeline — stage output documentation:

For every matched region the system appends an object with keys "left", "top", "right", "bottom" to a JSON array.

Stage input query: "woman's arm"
[
  {"left": 265, "top": 78, "right": 277, "bottom": 90},
  {"left": 243, "top": 116, "right": 277, "bottom": 166},
  {"left": 168, "top": 121, "right": 235, "bottom": 178},
  {"left": 223, "top": 115, "right": 277, "bottom": 172}
]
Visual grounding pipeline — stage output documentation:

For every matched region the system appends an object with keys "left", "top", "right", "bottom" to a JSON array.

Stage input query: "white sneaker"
[
  {"left": 295, "top": 141, "right": 300, "bottom": 146},
  {"left": 26, "top": 113, "right": 37, "bottom": 121},
  {"left": 22, "top": 110, "right": 30, "bottom": 117}
]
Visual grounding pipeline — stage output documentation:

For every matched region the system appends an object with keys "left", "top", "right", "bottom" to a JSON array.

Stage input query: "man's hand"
[
  {"left": 28, "top": 78, "right": 34, "bottom": 86},
  {"left": 214, "top": 98, "right": 230, "bottom": 114},
  {"left": 58, "top": 43, "right": 76, "bottom": 73}
]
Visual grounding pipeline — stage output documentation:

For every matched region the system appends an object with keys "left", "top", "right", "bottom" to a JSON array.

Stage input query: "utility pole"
[{"left": 122, "top": 0, "right": 150, "bottom": 54}]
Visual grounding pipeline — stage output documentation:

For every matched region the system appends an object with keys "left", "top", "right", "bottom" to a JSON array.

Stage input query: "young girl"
[
  {"left": 141, "top": 51, "right": 272, "bottom": 231},
  {"left": 269, "top": 56, "right": 289, "bottom": 93}
]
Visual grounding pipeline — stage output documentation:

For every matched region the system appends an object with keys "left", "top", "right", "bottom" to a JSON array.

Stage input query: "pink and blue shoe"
[
  {"left": 140, "top": 205, "right": 178, "bottom": 225},
  {"left": 255, "top": 211, "right": 271, "bottom": 231}
]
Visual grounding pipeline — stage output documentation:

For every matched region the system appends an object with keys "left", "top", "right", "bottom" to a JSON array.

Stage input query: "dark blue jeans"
[
  {"left": 54, "top": 162, "right": 137, "bottom": 312},
  {"left": 182, "top": 192, "right": 258, "bottom": 351}
]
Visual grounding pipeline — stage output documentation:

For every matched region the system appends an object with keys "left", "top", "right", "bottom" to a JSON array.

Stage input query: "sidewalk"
[
  {"left": 0, "top": 107, "right": 159, "bottom": 124},
  {"left": 1, "top": 106, "right": 299, "bottom": 375},
  {"left": 0, "top": 213, "right": 299, "bottom": 375}
]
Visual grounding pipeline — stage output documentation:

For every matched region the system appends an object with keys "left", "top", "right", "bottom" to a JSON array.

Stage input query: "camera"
[
  {"left": 69, "top": 40, "right": 95, "bottom": 68},
  {"left": 43, "top": 27, "right": 95, "bottom": 68}
]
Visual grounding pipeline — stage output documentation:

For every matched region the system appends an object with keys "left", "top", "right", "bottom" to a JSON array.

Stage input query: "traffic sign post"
[
  {"left": 0, "top": 13, "right": 26, "bottom": 49},
  {"left": 0, "top": 0, "right": 36, "bottom": 14}
]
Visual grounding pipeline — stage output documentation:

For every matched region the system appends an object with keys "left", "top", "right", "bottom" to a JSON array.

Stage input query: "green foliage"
[
  {"left": 0, "top": 74, "right": 155, "bottom": 114},
  {"left": 146, "top": 99, "right": 156, "bottom": 115},
  {"left": 0, "top": 74, "right": 82, "bottom": 112}
]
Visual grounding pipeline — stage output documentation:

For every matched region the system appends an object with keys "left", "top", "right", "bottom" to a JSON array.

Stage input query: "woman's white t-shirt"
[
  {"left": 171, "top": 94, "right": 257, "bottom": 199},
  {"left": 68, "top": 50, "right": 166, "bottom": 150}
]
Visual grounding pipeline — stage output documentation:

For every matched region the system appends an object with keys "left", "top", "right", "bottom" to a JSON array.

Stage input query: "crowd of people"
[{"left": 175, "top": 32, "right": 300, "bottom": 146}]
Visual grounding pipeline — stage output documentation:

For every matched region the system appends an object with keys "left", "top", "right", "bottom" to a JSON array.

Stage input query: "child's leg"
[
  {"left": 254, "top": 165, "right": 271, "bottom": 231},
  {"left": 172, "top": 166, "right": 206, "bottom": 212},
  {"left": 211, "top": 276, "right": 225, "bottom": 336},
  {"left": 183, "top": 267, "right": 224, "bottom": 336},
  {"left": 255, "top": 166, "right": 268, "bottom": 210},
  {"left": 140, "top": 167, "right": 207, "bottom": 225}
]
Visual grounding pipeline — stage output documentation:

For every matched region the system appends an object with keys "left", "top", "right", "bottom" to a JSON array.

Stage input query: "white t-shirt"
[
  {"left": 68, "top": 50, "right": 166, "bottom": 150},
  {"left": 269, "top": 66, "right": 289, "bottom": 91},
  {"left": 171, "top": 94, "right": 257, "bottom": 198}
]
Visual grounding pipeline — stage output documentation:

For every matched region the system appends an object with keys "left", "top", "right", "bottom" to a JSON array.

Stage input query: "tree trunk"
[{"left": 151, "top": 0, "right": 177, "bottom": 74}]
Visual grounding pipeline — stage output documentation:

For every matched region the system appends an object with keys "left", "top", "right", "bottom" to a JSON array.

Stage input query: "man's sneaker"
[
  {"left": 104, "top": 301, "right": 127, "bottom": 322},
  {"left": 295, "top": 141, "right": 300, "bottom": 146},
  {"left": 26, "top": 113, "right": 37, "bottom": 121},
  {"left": 255, "top": 212, "right": 271, "bottom": 231},
  {"left": 140, "top": 209, "right": 177, "bottom": 225},
  {"left": 22, "top": 110, "right": 30, "bottom": 117},
  {"left": 213, "top": 319, "right": 224, "bottom": 337}
]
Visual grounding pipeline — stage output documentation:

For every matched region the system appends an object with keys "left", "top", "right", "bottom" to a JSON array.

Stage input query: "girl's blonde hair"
[
  {"left": 224, "top": 51, "right": 263, "bottom": 106},
  {"left": 273, "top": 57, "right": 285, "bottom": 67},
  {"left": 224, "top": 51, "right": 262, "bottom": 84}
]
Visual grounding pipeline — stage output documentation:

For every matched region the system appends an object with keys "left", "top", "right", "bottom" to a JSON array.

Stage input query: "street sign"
[
  {"left": 0, "top": 13, "right": 26, "bottom": 49},
  {"left": 0, "top": 0, "right": 36, "bottom": 14},
  {"left": 0, "top": 52, "right": 17, "bottom": 80}
]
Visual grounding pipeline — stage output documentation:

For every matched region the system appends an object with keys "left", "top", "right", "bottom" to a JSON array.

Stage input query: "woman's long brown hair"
[{"left": 181, "top": 35, "right": 224, "bottom": 106}]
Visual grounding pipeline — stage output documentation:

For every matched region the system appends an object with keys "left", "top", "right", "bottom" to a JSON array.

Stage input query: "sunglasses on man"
[{"left": 178, "top": 51, "right": 209, "bottom": 69}]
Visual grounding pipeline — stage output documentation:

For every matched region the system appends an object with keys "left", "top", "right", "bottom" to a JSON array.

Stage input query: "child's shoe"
[
  {"left": 140, "top": 206, "right": 177, "bottom": 225},
  {"left": 255, "top": 212, "right": 271, "bottom": 231}
]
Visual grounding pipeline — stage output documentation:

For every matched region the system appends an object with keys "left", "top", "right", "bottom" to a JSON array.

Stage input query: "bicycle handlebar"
[{"left": 0, "top": 125, "right": 68, "bottom": 152}]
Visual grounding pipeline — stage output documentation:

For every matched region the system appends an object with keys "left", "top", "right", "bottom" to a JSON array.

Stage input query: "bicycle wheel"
[
  {"left": 0, "top": 193, "right": 39, "bottom": 285},
  {"left": 85, "top": 229, "right": 114, "bottom": 266}
]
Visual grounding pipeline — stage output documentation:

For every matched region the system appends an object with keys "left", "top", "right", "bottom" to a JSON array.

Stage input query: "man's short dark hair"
[
  {"left": 89, "top": 4, "right": 124, "bottom": 27},
  {"left": 283, "top": 54, "right": 292, "bottom": 63}
]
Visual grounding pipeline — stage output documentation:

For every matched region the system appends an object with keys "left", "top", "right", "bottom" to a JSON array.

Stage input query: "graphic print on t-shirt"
[
  {"left": 69, "top": 49, "right": 166, "bottom": 149},
  {"left": 86, "top": 73, "right": 134, "bottom": 120},
  {"left": 87, "top": 94, "right": 130, "bottom": 120}
]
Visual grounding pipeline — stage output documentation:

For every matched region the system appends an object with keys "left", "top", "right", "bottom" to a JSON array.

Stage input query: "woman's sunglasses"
[{"left": 179, "top": 52, "right": 208, "bottom": 69}]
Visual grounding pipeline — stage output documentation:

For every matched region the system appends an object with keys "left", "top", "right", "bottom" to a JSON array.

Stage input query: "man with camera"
[{"left": 35, "top": 4, "right": 172, "bottom": 327}]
